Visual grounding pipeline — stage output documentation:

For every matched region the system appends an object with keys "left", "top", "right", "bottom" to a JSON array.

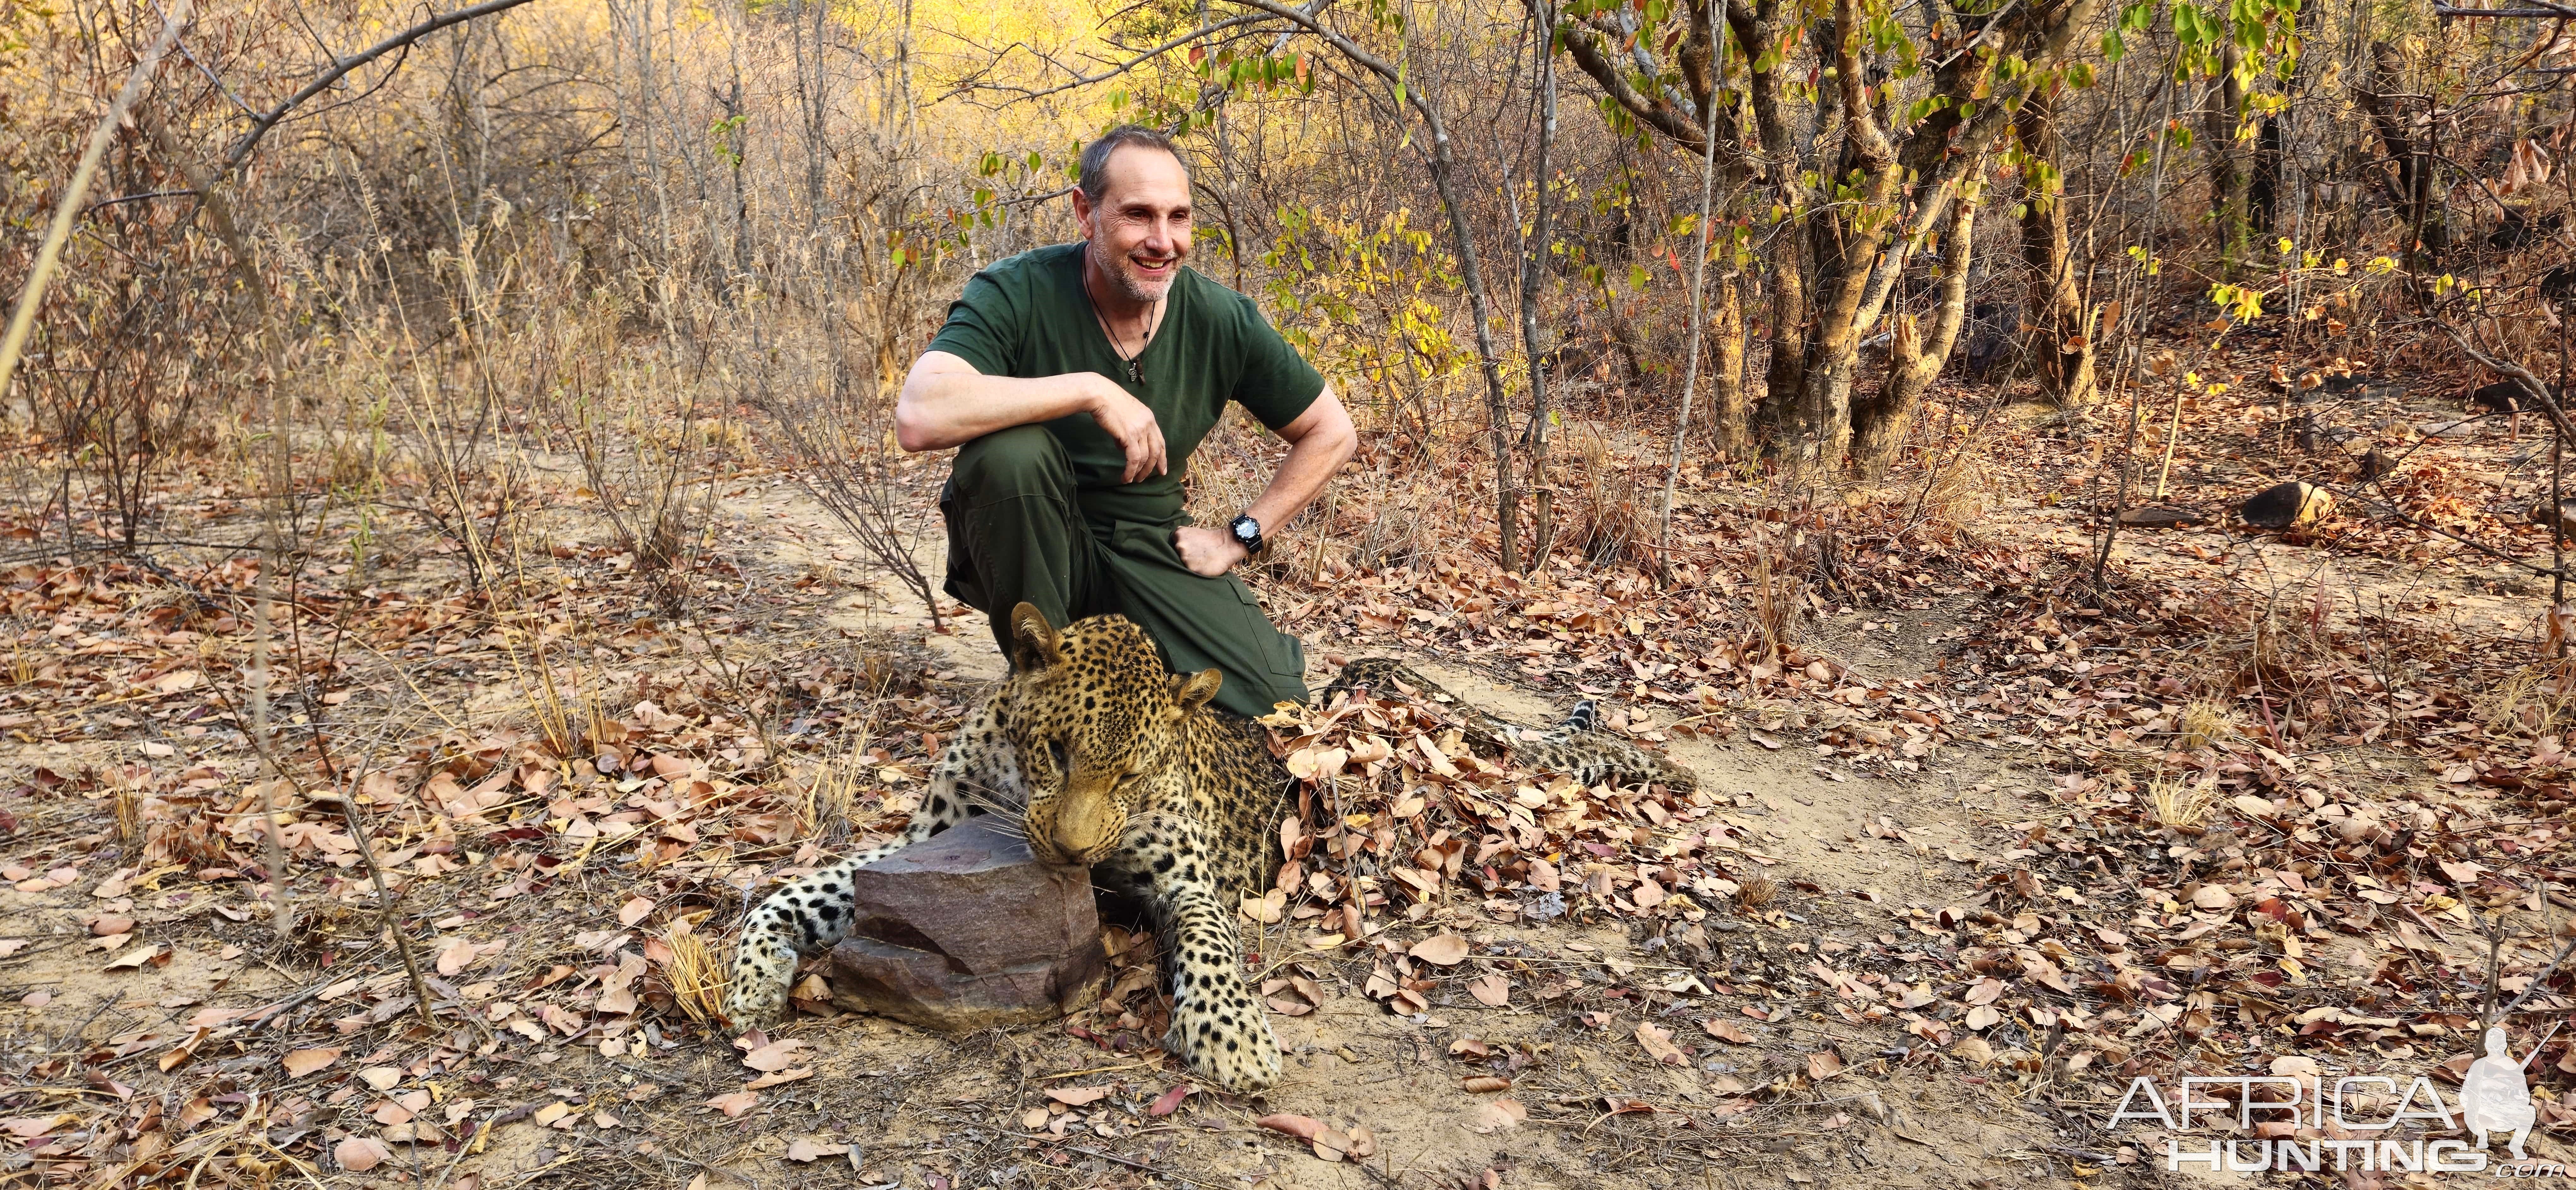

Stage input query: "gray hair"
[{"left": 1078, "top": 125, "right": 1189, "bottom": 205}]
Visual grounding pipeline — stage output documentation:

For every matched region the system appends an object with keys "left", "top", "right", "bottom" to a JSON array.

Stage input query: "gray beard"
[{"left": 1089, "top": 239, "right": 1180, "bottom": 304}]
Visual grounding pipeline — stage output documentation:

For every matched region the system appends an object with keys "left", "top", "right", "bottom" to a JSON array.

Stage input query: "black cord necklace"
[{"left": 1082, "top": 264, "right": 1160, "bottom": 387}]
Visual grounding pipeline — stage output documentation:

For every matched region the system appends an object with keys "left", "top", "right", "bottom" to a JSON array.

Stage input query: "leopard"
[
  {"left": 1321, "top": 658, "right": 1699, "bottom": 792},
  {"left": 723, "top": 607, "right": 1699, "bottom": 1094}
]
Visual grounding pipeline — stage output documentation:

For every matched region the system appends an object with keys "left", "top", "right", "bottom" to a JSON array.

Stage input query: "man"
[{"left": 896, "top": 126, "right": 1357, "bottom": 719}]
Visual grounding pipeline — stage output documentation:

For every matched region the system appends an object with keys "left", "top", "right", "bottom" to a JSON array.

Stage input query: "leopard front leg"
[
  {"left": 1117, "top": 813, "right": 1282, "bottom": 1094},
  {"left": 723, "top": 705, "right": 1018, "bottom": 1025}
]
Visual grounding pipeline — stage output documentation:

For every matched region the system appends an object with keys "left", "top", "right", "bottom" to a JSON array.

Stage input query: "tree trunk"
[
  {"left": 1853, "top": 175, "right": 1982, "bottom": 477},
  {"left": 1732, "top": 0, "right": 1810, "bottom": 451},
  {"left": 1709, "top": 270, "right": 1751, "bottom": 456},
  {"left": 1786, "top": 0, "right": 1905, "bottom": 470},
  {"left": 2019, "top": 85, "right": 2095, "bottom": 406},
  {"left": 2357, "top": 40, "right": 2445, "bottom": 271},
  {"left": 2204, "top": 42, "right": 2253, "bottom": 274},
  {"left": 1422, "top": 122, "right": 1521, "bottom": 572},
  {"left": 1521, "top": 0, "right": 1559, "bottom": 567}
]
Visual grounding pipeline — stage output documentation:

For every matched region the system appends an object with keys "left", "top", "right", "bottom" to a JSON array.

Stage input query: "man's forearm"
[
  {"left": 1243, "top": 410, "right": 1357, "bottom": 535},
  {"left": 895, "top": 357, "right": 1101, "bottom": 452}
]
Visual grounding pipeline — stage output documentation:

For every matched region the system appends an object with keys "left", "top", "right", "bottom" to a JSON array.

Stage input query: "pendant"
[{"left": 1129, "top": 360, "right": 1143, "bottom": 384}]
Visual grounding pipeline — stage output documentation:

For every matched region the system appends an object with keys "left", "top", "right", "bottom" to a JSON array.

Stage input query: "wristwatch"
[{"left": 1228, "top": 513, "right": 1266, "bottom": 556}]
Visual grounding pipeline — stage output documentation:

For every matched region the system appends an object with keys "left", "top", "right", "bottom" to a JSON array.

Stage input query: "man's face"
[{"left": 1075, "top": 144, "right": 1192, "bottom": 304}]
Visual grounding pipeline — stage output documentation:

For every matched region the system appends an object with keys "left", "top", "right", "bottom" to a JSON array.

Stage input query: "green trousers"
[{"left": 938, "top": 425, "right": 1310, "bottom": 720}]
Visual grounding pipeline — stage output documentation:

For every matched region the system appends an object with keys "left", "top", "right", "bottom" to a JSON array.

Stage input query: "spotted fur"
[
  {"left": 725, "top": 624, "right": 1696, "bottom": 1095},
  {"left": 726, "top": 604, "right": 1291, "bottom": 1093},
  {"left": 1319, "top": 658, "right": 1698, "bottom": 791}
]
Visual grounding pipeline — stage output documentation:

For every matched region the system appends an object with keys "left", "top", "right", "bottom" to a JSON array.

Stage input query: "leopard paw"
[
  {"left": 723, "top": 934, "right": 797, "bottom": 1026},
  {"left": 1164, "top": 984, "right": 1282, "bottom": 1094}
]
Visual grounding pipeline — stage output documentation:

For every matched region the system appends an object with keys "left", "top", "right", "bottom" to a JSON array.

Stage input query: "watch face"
[{"left": 1233, "top": 518, "right": 1258, "bottom": 543}]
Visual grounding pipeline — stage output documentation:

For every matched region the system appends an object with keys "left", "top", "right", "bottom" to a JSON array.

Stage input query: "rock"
[
  {"left": 2468, "top": 380, "right": 2543, "bottom": 413},
  {"left": 826, "top": 815, "right": 1105, "bottom": 1031},
  {"left": 2415, "top": 418, "right": 2478, "bottom": 440},
  {"left": 2116, "top": 507, "right": 2198, "bottom": 529},
  {"left": 2240, "top": 481, "right": 2334, "bottom": 530},
  {"left": 2489, "top": 210, "right": 2564, "bottom": 251},
  {"left": 2357, "top": 447, "right": 2390, "bottom": 482},
  {"left": 2532, "top": 499, "right": 2576, "bottom": 539},
  {"left": 2544, "top": 264, "right": 2576, "bottom": 305}
]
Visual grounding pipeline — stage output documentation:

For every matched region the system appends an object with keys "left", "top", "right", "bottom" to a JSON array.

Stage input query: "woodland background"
[{"left": 5, "top": 0, "right": 2576, "bottom": 1187}]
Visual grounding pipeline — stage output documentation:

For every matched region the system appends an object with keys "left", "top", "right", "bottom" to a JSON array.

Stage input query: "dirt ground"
[{"left": 7, "top": 394, "right": 2576, "bottom": 1190}]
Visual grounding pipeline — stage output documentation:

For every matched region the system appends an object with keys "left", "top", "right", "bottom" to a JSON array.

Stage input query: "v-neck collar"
[{"left": 1074, "top": 249, "right": 1173, "bottom": 379}]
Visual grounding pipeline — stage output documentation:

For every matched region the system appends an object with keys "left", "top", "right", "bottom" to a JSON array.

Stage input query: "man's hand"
[
  {"left": 1089, "top": 382, "right": 1168, "bottom": 483},
  {"left": 1173, "top": 525, "right": 1248, "bottom": 577}
]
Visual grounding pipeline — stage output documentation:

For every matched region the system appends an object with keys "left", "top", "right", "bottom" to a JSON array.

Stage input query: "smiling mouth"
[{"left": 1130, "top": 255, "right": 1176, "bottom": 273}]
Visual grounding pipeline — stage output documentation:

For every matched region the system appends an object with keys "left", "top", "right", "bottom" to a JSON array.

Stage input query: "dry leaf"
[
  {"left": 336, "top": 1138, "right": 391, "bottom": 1171},
  {"left": 1409, "top": 934, "right": 1470, "bottom": 965},
  {"left": 1807, "top": 1049, "right": 1845, "bottom": 1080},
  {"left": 1470, "top": 1097, "right": 1527, "bottom": 1132},
  {"left": 1635, "top": 1023, "right": 1687, "bottom": 1065},
  {"left": 741, "top": 1038, "right": 811, "bottom": 1072},
  {"left": 1466, "top": 972, "right": 1510, "bottom": 1007},
  {"left": 1046, "top": 1085, "right": 1112, "bottom": 1106},
  {"left": 618, "top": 896, "right": 656, "bottom": 927},
  {"left": 281, "top": 1048, "right": 341, "bottom": 1077},
  {"left": 1461, "top": 1076, "right": 1513, "bottom": 1093},
  {"left": 104, "top": 944, "right": 162, "bottom": 970},
  {"left": 1256, "top": 1113, "right": 1327, "bottom": 1143},
  {"left": 744, "top": 1067, "right": 812, "bottom": 1090},
  {"left": 703, "top": 1090, "right": 760, "bottom": 1117},
  {"left": 1702, "top": 1020, "right": 1753, "bottom": 1044},
  {"left": 784, "top": 1139, "right": 845, "bottom": 1163}
]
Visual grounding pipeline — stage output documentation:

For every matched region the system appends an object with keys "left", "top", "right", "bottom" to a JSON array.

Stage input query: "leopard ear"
[
  {"left": 1171, "top": 667, "right": 1223, "bottom": 714},
  {"left": 1010, "top": 603, "right": 1064, "bottom": 671}
]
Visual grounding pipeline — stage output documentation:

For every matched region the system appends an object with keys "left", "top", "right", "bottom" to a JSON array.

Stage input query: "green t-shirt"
[{"left": 926, "top": 242, "right": 1325, "bottom": 526}]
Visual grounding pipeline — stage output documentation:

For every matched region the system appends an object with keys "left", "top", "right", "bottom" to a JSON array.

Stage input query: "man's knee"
[{"left": 952, "top": 425, "right": 1071, "bottom": 501}]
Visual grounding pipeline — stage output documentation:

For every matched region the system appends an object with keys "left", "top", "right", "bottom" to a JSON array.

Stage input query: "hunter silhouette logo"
[{"left": 2463, "top": 1026, "right": 2538, "bottom": 1161}]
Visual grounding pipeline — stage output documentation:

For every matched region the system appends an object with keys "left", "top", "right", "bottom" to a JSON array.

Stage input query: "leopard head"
[{"left": 1006, "top": 603, "right": 1222, "bottom": 866}]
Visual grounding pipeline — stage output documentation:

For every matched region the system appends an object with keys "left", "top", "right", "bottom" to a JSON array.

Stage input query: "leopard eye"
[{"left": 1048, "top": 739, "right": 1069, "bottom": 773}]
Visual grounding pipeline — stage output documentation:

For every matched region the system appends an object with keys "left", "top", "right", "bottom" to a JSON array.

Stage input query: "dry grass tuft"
[
  {"left": 2149, "top": 773, "right": 2220, "bottom": 830},
  {"left": 1735, "top": 874, "right": 1778, "bottom": 911},
  {"left": 2176, "top": 700, "right": 2239, "bottom": 751},
  {"left": 659, "top": 923, "right": 728, "bottom": 1025},
  {"left": 1558, "top": 430, "right": 1657, "bottom": 569},
  {"left": 796, "top": 755, "right": 866, "bottom": 843},
  {"left": 1749, "top": 533, "right": 1804, "bottom": 665},
  {"left": 113, "top": 786, "right": 142, "bottom": 847},
  {"left": 2480, "top": 663, "right": 2576, "bottom": 737},
  {"left": 1917, "top": 451, "right": 1997, "bottom": 531}
]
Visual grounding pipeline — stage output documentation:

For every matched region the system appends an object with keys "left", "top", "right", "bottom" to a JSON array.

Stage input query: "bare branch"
[
  {"left": 217, "top": 0, "right": 545, "bottom": 183},
  {"left": 0, "top": 1, "right": 193, "bottom": 405}
]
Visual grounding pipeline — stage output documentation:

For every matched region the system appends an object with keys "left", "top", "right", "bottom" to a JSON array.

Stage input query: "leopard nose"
[{"left": 1050, "top": 794, "right": 1120, "bottom": 861}]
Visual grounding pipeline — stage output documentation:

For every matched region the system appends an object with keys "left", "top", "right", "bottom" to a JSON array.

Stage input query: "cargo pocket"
[
  {"left": 1228, "top": 579, "right": 1307, "bottom": 684},
  {"left": 935, "top": 477, "right": 985, "bottom": 610}
]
